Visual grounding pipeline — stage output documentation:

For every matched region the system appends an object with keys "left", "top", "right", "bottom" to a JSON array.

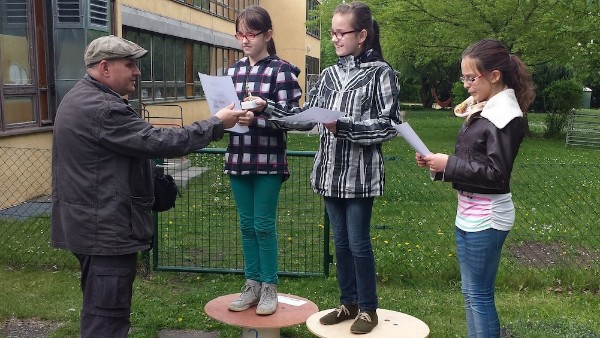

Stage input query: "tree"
[{"left": 312, "top": 0, "right": 600, "bottom": 111}]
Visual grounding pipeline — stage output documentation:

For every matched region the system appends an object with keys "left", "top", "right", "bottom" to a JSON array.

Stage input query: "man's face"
[{"left": 105, "top": 59, "right": 141, "bottom": 96}]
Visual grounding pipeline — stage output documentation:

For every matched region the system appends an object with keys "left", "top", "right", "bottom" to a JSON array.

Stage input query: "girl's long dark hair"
[
  {"left": 236, "top": 5, "right": 276, "bottom": 55},
  {"left": 334, "top": 1, "right": 383, "bottom": 58},
  {"left": 463, "top": 39, "right": 535, "bottom": 111}
]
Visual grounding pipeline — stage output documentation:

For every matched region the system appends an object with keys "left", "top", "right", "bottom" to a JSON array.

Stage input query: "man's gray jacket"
[{"left": 51, "top": 75, "right": 224, "bottom": 255}]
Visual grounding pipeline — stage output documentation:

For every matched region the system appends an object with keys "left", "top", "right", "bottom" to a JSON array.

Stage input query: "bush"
[
  {"left": 399, "top": 78, "right": 421, "bottom": 103},
  {"left": 451, "top": 81, "right": 469, "bottom": 106},
  {"left": 399, "top": 103, "right": 424, "bottom": 111},
  {"left": 543, "top": 79, "right": 582, "bottom": 138},
  {"left": 530, "top": 63, "right": 572, "bottom": 112}
]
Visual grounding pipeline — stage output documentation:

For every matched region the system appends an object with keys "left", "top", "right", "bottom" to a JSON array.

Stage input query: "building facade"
[{"left": 0, "top": 0, "right": 320, "bottom": 208}]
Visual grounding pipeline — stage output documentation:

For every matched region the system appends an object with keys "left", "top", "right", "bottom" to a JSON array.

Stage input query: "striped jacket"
[
  {"left": 224, "top": 55, "right": 302, "bottom": 178},
  {"left": 263, "top": 50, "right": 401, "bottom": 198}
]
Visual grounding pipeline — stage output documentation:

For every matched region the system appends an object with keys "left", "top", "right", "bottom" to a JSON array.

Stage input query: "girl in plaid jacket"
[
  {"left": 253, "top": 2, "right": 401, "bottom": 333},
  {"left": 225, "top": 5, "right": 302, "bottom": 316}
]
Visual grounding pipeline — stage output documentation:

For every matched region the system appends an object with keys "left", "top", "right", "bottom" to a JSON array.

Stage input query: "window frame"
[
  {"left": 170, "top": 0, "right": 260, "bottom": 21},
  {"left": 0, "top": 0, "right": 51, "bottom": 135},
  {"left": 123, "top": 26, "right": 243, "bottom": 107}
]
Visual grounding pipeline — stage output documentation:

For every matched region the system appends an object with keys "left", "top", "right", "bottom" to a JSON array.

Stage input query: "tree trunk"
[{"left": 420, "top": 77, "right": 433, "bottom": 108}]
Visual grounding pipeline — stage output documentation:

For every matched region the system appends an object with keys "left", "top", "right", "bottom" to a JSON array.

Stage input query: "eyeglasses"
[
  {"left": 235, "top": 31, "right": 263, "bottom": 41},
  {"left": 329, "top": 29, "right": 359, "bottom": 40},
  {"left": 460, "top": 75, "right": 483, "bottom": 84}
]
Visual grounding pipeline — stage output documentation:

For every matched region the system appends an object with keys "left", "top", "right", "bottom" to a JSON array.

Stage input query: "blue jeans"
[
  {"left": 230, "top": 174, "right": 283, "bottom": 285},
  {"left": 455, "top": 227, "right": 509, "bottom": 338},
  {"left": 324, "top": 196, "right": 377, "bottom": 311}
]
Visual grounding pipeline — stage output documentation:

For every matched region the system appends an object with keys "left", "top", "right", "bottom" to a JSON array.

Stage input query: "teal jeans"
[{"left": 230, "top": 174, "right": 282, "bottom": 285}]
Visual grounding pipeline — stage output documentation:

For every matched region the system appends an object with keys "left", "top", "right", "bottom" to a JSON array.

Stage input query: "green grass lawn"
[
  {"left": 1, "top": 268, "right": 599, "bottom": 338},
  {"left": 1, "top": 109, "right": 599, "bottom": 337}
]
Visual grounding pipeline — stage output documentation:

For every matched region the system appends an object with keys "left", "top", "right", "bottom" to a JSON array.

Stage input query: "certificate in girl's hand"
[
  {"left": 393, "top": 122, "right": 431, "bottom": 156},
  {"left": 274, "top": 107, "right": 344, "bottom": 124},
  {"left": 198, "top": 73, "right": 249, "bottom": 134}
]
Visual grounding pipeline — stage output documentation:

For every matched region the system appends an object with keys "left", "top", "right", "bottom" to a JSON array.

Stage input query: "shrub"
[
  {"left": 543, "top": 79, "right": 582, "bottom": 138},
  {"left": 451, "top": 81, "right": 469, "bottom": 106},
  {"left": 530, "top": 63, "right": 572, "bottom": 112},
  {"left": 399, "top": 103, "right": 424, "bottom": 111}
]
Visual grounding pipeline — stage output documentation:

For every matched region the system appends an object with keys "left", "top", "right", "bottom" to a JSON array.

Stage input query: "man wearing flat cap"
[{"left": 51, "top": 35, "right": 244, "bottom": 338}]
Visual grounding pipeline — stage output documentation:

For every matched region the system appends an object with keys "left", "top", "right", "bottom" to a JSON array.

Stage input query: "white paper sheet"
[
  {"left": 393, "top": 122, "right": 431, "bottom": 156},
  {"left": 277, "top": 295, "right": 307, "bottom": 307},
  {"left": 198, "top": 73, "right": 249, "bottom": 134},
  {"left": 274, "top": 107, "right": 345, "bottom": 124}
]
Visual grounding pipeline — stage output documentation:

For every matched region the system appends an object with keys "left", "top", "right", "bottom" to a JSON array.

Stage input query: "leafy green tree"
[{"left": 311, "top": 0, "right": 600, "bottom": 112}]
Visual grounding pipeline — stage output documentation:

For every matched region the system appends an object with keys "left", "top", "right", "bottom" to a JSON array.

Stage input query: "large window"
[
  {"left": 171, "top": 0, "right": 260, "bottom": 21},
  {"left": 124, "top": 27, "right": 242, "bottom": 105},
  {"left": 305, "top": 55, "right": 320, "bottom": 95},
  {"left": 0, "top": 0, "right": 52, "bottom": 134},
  {"left": 306, "top": 0, "right": 320, "bottom": 38}
]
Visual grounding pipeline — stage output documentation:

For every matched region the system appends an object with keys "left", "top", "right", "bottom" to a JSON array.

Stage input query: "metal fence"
[
  {"left": 1, "top": 146, "right": 599, "bottom": 281},
  {"left": 566, "top": 110, "right": 600, "bottom": 148},
  {"left": 152, "top": 149, "right": 329, "bottom": 276}
]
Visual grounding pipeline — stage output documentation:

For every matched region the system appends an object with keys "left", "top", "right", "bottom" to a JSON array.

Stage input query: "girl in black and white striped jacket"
[{"left": 253, "top": 2, "right": 401, "bottom": 334}]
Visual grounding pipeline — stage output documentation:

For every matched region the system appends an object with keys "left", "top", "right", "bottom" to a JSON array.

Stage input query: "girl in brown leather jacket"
[{"left": 416, "top": 38, "right": 535, "bottom": 338}]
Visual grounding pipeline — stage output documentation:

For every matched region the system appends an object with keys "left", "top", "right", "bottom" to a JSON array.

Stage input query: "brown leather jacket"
[{"left": 442, "top": 115, "right": 525, "bottom": 194}]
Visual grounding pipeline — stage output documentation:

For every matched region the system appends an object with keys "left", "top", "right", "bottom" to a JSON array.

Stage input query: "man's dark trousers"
[{"left": 75, "top": 253, "right": 137, "bottom": 338}]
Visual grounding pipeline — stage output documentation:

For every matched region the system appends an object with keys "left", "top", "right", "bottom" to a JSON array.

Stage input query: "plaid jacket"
[
  {"left": 224, "top": 55, "right": 302, "bottom": 178},
  {"left": 263, "top": 50, "right": 401, "bottom": 198}
]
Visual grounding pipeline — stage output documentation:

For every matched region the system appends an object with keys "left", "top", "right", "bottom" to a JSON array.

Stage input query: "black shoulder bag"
[{"left": 152, "top": 173, "right": 180, "bottom": 212}]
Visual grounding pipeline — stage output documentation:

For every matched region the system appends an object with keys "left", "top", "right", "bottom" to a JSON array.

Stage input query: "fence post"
[
  {"left": 145, "top": 159, "right": 164, "bottom": 273},
  {"left": 323, "top": 206, "right": 333, "bottom": 277}
]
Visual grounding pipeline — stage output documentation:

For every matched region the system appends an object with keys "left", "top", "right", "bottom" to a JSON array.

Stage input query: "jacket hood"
[
  {"left": 337, "top": 49, "right": 387, "bottom": 69},
  {"left": 240, "top": 55, "right": 301, "bottom": 76}
]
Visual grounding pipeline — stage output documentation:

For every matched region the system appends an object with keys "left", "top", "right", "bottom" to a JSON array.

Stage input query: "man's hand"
[{"left": 215, "top": 103, "right": 245, "bottom": 129}]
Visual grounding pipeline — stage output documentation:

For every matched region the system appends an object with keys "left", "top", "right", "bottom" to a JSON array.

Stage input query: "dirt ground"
[
  {"left": 1, "top": 318, "right": 62, "bottom": 338},
  {"left": 1, "top": 317, "right": 221, "bottom": 338}
]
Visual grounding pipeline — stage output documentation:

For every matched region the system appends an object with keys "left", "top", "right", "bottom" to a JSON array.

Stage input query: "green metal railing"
[{"left": 151, "top": 149, "right": 332, "bottom": 276}]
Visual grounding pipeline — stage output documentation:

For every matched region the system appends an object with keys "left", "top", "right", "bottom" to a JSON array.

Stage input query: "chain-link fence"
[
  {"left": 0, "top": 147, "right": 75, "bottom": 268},
  {"left": 1, "top": 146, "right": 599, "bottom": 282}
]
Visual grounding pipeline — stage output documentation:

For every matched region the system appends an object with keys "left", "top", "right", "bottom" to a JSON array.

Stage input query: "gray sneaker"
[
  {"left": 256, "top": 282, "right": 278, "bottom": 315},
  {"left": 228, "top": 279, "right": 261, "bottom": 311}
]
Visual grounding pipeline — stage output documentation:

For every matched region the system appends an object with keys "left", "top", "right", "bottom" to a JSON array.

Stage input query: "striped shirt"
[
  {"left": 455, "top": 191, "right": 515, "bottom": 232},
  {"left": 224, "top": 55, "right": 302, "bottom": 178},
  {"left": 263, "top": 50, "right": 401, "bottom": 198}
]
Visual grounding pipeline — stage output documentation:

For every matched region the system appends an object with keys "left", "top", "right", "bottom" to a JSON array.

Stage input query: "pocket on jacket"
[
  {"left": 130, "top": 196, "right": 154, "bottom": 242},
  {"left": 92, "top": 266, "right": 133, "bottom": 315}
]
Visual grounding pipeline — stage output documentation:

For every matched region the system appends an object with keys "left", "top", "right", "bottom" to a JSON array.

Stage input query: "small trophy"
[{"left": 241, "top": 82, "right": 258, "bottom": 109}]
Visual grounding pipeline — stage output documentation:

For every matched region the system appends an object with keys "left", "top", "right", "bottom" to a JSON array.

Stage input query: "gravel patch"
[{"left": 2, "top": 318, "right": 62, "bottom": 338}]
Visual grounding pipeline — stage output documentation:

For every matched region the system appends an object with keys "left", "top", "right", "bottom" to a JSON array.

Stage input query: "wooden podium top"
[
  {"left": 204, "top": 293, "right": 318, "bottom": 329},
  {"left": 306, "top": 308, "right": 430, "bottom": 338}
]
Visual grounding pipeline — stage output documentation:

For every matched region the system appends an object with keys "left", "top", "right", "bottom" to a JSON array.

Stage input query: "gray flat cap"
[{"left": 84, "top": 35, "right": 148, "bottom": 68}]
